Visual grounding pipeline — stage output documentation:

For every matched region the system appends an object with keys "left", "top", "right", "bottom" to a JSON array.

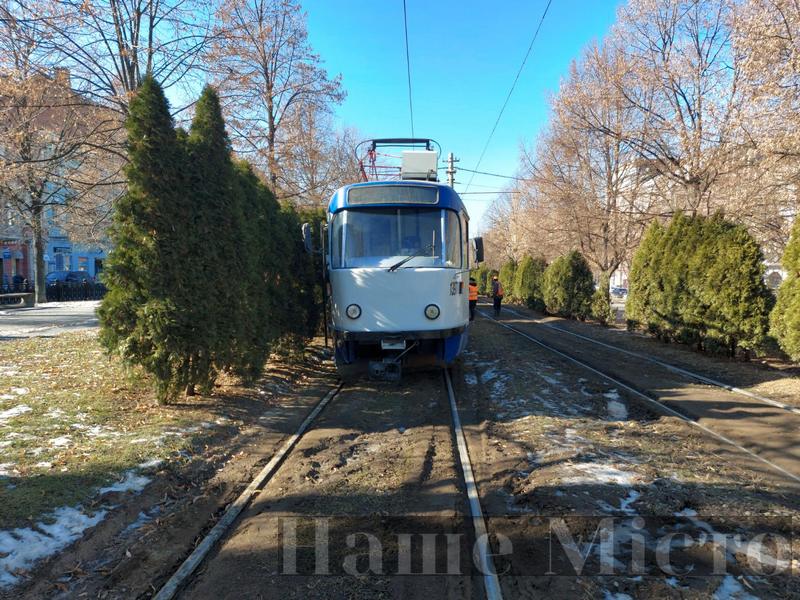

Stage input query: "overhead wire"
[
  {"left": 402, "top": 0, "right": 415, "bottom": 139},
  {"left": 457, "top": 166, "right": 532, "bottom": 181},
  {"left": 464, "top": 0, "right": 553, "bottom": 192}
]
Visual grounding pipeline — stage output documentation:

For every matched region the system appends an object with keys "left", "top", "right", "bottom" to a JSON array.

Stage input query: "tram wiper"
[{"left": 387, "top": 243, "right": 435, "bottom": 272}]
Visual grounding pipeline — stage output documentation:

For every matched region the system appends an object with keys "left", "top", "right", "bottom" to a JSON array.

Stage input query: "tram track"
[
  {"left": 499, "top": 305, "right": 800, "bottom": 417},
  {"left": 478, "top": 307, "right": 800, "bottom": 489},
  {"left": 149, "top": 371, "right": 502, "bottom": 600}
]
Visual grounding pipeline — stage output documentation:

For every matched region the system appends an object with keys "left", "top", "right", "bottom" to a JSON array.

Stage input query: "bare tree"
[
  {"left": 605, "top": 0, "right": 745, "bottom": 215},
  {"left": 733, "top": 0, "right": 800, "bottom": 259},
  {"left": 208, "top": 0, "right": 344, "bottom": 189},
  {"left": 512, "top": 43, "right": 656, "bottom": 275},
  {"left": 279, "top": 104, "right": 361, "bottom": 205},
  {"left": 0, "top": 1, "right": 122, "bottom": 301},
  {"left": 34, "top": 0, "right": 216, "bottom": 116}
]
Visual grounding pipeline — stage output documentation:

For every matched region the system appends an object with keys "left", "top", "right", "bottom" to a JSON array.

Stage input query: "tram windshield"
[{"left": 330, "top": 207, "right": 462, "bottom": 269}]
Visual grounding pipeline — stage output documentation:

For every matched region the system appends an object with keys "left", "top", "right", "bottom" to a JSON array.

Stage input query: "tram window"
[
  {"left": 331, "top": 207, "right": 462, "bottom": 269},
  {"left": 444, "top": 210, "right": 461, "bottom": 267}
]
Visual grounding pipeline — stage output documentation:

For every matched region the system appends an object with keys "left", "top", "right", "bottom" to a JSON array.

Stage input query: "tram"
[{"left": 311, "top": 139, "right": 483, "bottom": 380}]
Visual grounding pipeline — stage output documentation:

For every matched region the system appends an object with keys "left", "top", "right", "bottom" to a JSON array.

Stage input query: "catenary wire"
[
  {"left": 464, "top": 0, "right": 553, "bottom": 192},
  {"left": 402, "top": 0, "right": 415, "bottom": 138}
]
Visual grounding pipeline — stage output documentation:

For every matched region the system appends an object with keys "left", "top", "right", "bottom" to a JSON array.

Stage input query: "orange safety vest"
[{"left": 468, "top": 283, "right": 478, "bottom": 301}]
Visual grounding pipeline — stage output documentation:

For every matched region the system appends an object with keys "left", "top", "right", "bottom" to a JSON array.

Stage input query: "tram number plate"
[{"left": 381, "top": 338, "right": 406, "bottom": 350}]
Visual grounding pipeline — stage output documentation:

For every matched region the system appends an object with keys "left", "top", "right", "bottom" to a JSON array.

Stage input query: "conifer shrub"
[
  {"left": 99, "top": 76, "right": 198, "bottom": 402},
  {"left": 499, "top": 259, "right": 517, "bottom": 300},
  {"left": 628, "top": 213, "right": 771, "bottom": 357},
  {"left": 626, "top": 221, "right": 665, "bottom": 334},
  {"left": 591, "top": 272, "right": 614, "bottom": 326},
  {"left": 476, "top": 265, "right": 490, "bottom": 295},
  {"left": 771, "top": 217, "right": 800, "bottom": 361},
  {"left": 689, "top": 216, "right": 771, "bottom": 357},
  {"left": 513, "top": 255, "right": 547, "bottom": 310},
  {"left": 542, "top": 250, "right": 594, "bottom": 319},
  {"left": 100, "top": 79, "right": 321, "bottom": 400}
]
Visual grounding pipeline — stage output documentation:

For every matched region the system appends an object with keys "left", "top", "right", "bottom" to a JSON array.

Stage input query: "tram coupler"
[{"left": 369, "top": 358, "right": 402, "bottom": 382}]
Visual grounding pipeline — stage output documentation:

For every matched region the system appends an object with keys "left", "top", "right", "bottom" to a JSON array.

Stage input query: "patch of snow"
[
  {"left": 606, "top": 401, "right": 628, "bottom": 420},
  {"left": 44, "top": 408, "right": 65, "bottom": 419},
  {"left": 137, "top": 458, "right": 163, "bottom": 470},
  {"left": 10, "top": 388, "right": 28, "bottom": 396},
  {"left": 0, "top": 506, "right": 107, "bottom": 588},
  {"left": 0, "top": 464, "right": 15, "bottom": 477},
  {"left": 540, "top": 373, "right": 561, "bottom": 386},
  {"left": 121, "top": 509, "right": 158, "bottom": 535},
  {"left": 49, "top": 436, "right": 71, "bottom": 448},
  {"left": 98, "top": 471, "right": 150, "bottom": 495},
  {"left": 0, "top": 441, "right": 12, "bottom": 449},
  {"left": 480, "top": 368, "right": 502, "bottom": 383},
  {"left": 564, "top": 462, "right": 637, "bottom": 486},
  {"left": 35, "top": 462, "right": 52, "bottom": 469},
  {"left": 464, "top": 373, "right": 478, "bottom": 386},
  {"left": 711, "top": 575, "right": 759, "bottom": 600},
  {"left": 0, "top": 405, "right": 32, "bottom": 424},
  {"left": 619, "top": 490, "right": 640, "bottom": 514},
  {"left": 604, "top": 390, "right": 628, "bottom": 420},
  {"left": 0, "top": 395, "right": 14, "bottom": 401}
]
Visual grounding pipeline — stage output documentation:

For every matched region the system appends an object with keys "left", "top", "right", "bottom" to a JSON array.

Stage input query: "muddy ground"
[
  {"left": 499, "top": 302, "right": 800, "bottom": 410},
  {"left": 4, "top": 346, "right": 339, "bottom": 600},
  {"left": 3, "top": 312, "right": 798, "bottom": 599},
  {"left": 459, "top": 314, "right": 799, "bottom": 599}
]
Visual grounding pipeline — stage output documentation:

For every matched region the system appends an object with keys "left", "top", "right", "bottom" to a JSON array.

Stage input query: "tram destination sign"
[{"left": 348, "top": 185, "right": 438, "bottom": 206}]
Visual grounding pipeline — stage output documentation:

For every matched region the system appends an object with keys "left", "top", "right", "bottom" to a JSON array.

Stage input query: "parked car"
[
  {"left": 46, "top": 270, "right": 94, "bottom": 284},
  {"left": 610, "top": 286, "right": 628, "bottom": 299}
]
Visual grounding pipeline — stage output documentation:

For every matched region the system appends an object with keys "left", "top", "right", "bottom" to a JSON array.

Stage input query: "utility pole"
[{"left": 446, "top": 152, "right": 459, "bottom": 188}]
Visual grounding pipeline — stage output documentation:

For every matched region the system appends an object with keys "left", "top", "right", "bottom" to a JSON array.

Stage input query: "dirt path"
[
  {"left": 498, "top": 301, "right": 800, "bottom": 409},
  {"left": 458, "top": 316, "right": 799, "bottom": 599},
  {"left": 181, "top": 372, "right": 480, "bottom": 600},
  {"left": 7, "top": 319, "right": 798, "bottom": 599},
  {"left": 481, "top": 304, "right": 800, "bottom": 490},
  {"left": 6, "top": 351, "right": 339, "bottom": 600}
]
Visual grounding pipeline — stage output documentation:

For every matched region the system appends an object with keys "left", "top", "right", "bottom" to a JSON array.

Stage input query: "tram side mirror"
[
  {"left": 301, "top": 223, "right": 313, "bottom": 254},
  {"left": 472, "top": 237, "right": 485, "bottom": 264}
]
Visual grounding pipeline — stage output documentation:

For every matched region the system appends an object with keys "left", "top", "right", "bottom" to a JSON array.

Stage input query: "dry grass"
[{"left": 0, "top": 331, "right": 236, "bottom": 527}]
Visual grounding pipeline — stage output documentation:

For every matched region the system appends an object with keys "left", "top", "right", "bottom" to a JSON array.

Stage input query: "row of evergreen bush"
[
  {"left": 472, "top": 213, "right": 800, "bottom": 363},
  {"left": 771, "top": 218, "right": 800, "bottom": 361},
  {"left": 627, "top": 213, "right": 772, "bottom": 357},
  {"left": 98, "top": 77, "right": 319, "bottom": 402}
]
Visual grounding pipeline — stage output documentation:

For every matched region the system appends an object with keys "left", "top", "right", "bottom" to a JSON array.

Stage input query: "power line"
[
  {"left": 465, "top": 0, "right": 553, "bottom": 192},
  {"left": 458, "top": 166, "right": 531, "bottom": 181},
  {"left": 459, "top": 191, "right": 521, "bottom": 195},
  {"left": 402, "top": 0, "right": 415, "bottom": 138}
]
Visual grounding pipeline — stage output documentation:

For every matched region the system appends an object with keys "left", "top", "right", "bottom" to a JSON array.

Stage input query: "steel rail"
[
  {"left": 444, "top": 368, "right": 504, "bottom": 600},
  {"left": 479, "top": 310, "right": 800, "bottom": 487},
  {"left": 152, "top": 383, "right": 342, "bottom": 600},
  {"left": 500, "top": 306, "right": 800, "bottom": 417}
]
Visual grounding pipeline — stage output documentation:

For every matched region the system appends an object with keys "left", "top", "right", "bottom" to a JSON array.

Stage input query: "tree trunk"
[{"left": 32, "top": 204, "right": 47, "bottom": 304}]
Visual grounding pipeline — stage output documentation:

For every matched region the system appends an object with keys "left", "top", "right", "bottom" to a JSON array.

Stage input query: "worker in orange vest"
[{"left": 468, "top": 277, "right": 478, "bottom": 321}]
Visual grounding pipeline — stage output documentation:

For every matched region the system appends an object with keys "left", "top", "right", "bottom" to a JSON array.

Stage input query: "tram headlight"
[
  {"left": 346, "top": 304, "right": 361, "bottom": 319},
  {"left": 424, "top": 304, "right": 440, "bottom": 320}
]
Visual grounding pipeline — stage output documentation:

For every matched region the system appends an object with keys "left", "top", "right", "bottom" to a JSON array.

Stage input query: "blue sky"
[{"left": 302, "top": 0, "right": 623, "bottom": 232}]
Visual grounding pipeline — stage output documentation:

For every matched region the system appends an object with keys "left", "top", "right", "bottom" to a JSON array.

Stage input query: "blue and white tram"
[{"left": 324, "top": 179, "right": 482, "bottom": 379}]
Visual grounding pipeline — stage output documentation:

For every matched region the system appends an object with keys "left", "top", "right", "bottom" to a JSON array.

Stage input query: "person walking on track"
[
  {"left": 491, "top": 275, "right": 504, "bottom": 317},
  {"left": 468, "top": 277, "right": 478, "bottom": 321}
]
